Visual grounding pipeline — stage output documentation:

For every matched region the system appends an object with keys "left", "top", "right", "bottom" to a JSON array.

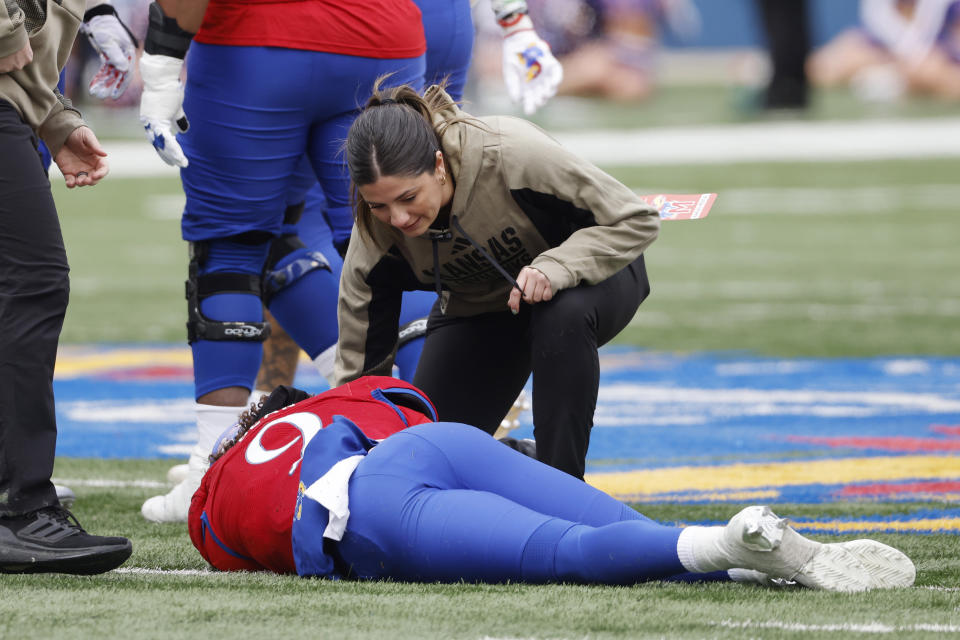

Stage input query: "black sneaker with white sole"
[{"left": 0, "top": 506, "right": 132, "bottom": 575}]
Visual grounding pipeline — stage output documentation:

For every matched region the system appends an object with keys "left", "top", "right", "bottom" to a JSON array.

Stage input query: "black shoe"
[
  {"left": 0, "top": 506, "right": 132, "bottom": 575},
  {"left": 498, "top": 436, "right": 537, "bottom": 459}
]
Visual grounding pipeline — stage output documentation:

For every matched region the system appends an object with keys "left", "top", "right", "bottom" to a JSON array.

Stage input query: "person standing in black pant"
[
  {"left": 755, "top": 0, "right": 811, "bottom": 110},
  {"left": 0, "top": 0, "right": 131, "bottom": 574}
]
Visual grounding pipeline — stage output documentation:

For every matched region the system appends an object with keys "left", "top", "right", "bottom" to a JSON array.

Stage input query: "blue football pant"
[
  {"left": 180, "top": 44, "right": 424, "bottom": 397},
  {"left": 287, "top": 0, "right": 474, "bottom": 382},
  {"left": 337, "top": 423, "right": 692, "bottom": 584}
]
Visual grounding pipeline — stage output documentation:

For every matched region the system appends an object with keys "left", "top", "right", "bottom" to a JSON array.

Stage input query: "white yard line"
[
  {"left": 715, "top": 619, "right": 960, "bottom": 634},
  {"left": 560, "top": 118, "right": 960, "bottom": 165},
  {"left": 52, "top": 478, "right": 169, "bottom": 489},
  {"left": 114, "top": 567, "right": 221, "bottom": 576},
  {"left": 51, "top": 117, "right": 960, "bottom": 180},
  {"left": 690, "top": 184, "right": 960, "bottom": 215}
]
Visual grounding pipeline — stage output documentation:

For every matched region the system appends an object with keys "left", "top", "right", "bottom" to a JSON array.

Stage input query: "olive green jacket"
[
  {"left": 335, "top": 86, "right": 661, "bottom": 384},
  {"left": 1, "top": 0, "right": 85, "bottom": 156}
]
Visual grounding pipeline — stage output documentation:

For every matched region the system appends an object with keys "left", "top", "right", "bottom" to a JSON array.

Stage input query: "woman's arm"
[
  {"left": 334, "top": 245, "right": 407, "bottom": 386},
  {"left": 498, "top": 118, "right": 661, "bottom": 294}
]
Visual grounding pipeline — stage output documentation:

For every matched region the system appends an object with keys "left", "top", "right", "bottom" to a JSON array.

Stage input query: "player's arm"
[
  {"left": 138, "top": 0, "right": 194, "bottom": 167},
  {"left": 490, "top": 0, "right": 563, "bottom": 115},
  {"left": 80, "top": 1, "right": 138, "bottom": 99},
  {"left": 173, "top": 0, "right": 208, "bottom": 33}
]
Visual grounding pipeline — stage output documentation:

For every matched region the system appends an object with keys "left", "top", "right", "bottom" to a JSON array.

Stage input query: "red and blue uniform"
[
  {"left": 189, "top": 379, "right": 719, "bottom": 585},
  {"left": 188, "top": 376, "right": 436, "bottom": 573}
]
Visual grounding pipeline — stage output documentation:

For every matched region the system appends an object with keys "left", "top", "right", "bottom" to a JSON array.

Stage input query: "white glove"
[
  {"left": 500, "top": 14, "right": 563, "bottom": 115},
  {"left": 80, "top": 10, "right": 138, "bottom": 99},
  {"left": 139, "top": 51, "right": 189, "bottom": 168}
]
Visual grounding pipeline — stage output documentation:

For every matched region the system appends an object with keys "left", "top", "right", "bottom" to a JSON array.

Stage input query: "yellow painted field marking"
[
  {"left": 587, "top": 455, "right": 960, "bottom": 500},
  {"left": 795, "top": 518, "right": 960, "bottom": 533},
  {"left": 54, "top": 347, "right": 192, "bottom": 377}
]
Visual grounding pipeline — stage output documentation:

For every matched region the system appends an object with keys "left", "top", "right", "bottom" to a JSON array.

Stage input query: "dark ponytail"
[{"left": 346, "top": 78, "right": 475, "bottom": 245}]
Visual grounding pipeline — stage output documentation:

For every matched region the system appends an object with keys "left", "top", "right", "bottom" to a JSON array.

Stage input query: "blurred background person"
[
  {"left": 473, "top": 0, "right": 700, "bottom": 102},
  {"left": 754, "top": 0, "right": 811, "bottom": 111},
  {"left": 808, "top": 0, "right": 960, "bottom": 102}
]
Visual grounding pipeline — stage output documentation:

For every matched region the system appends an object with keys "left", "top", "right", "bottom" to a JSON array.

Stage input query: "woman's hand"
[
  {"left": 54, "top": 126, "right": 109, "bottom": 188},
  {"left": 508, "top": 266, "right": 553, "bottom": 314}
]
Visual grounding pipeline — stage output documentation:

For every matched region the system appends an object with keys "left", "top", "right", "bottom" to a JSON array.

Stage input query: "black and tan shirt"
[{"left": 334, "top": 87, "right": 661, "bottom": 384}]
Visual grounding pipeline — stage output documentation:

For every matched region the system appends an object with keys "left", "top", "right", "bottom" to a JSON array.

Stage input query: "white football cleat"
[
  {"left": 142, "top": 445, "right": 208, "bottom": 523},
  {"left": 727, "top": 568, "right": 797, "bottom": 588},
  {"left": 166, "top": 463, "right": 189, "bottom": 484},
  {"left": 718, "top": 506, "right": 914, "bottom": 592}
]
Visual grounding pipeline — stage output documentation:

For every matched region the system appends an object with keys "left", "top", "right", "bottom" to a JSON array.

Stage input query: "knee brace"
[
  {"left": 262, "top": 203, "right": 332, "bottom": 306},
  {"left": 397, "top": 317, "right": 428, "bottom": 348},
  {"left": 186, "top": 241, "right": 271, "bottom": 343}
]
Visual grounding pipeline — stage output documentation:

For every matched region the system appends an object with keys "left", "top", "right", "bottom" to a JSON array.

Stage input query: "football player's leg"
[
  {"left": 528, "top": 255, "right": 650, "bottom": 479},
  {"left": 342, "top": 425, "right": 683, "bottom": 583},
  {"left": 676, "top": 505, "right": 915, "bottom": 591},
  {"left": 252, "top": 165, "right": 339, "bottom": 399},
  {"left": 143, "top": 238, "right": 271, "bottom": 523},
  {"left": 392, "top": 422, "right": 654, "bottom": 527},
  {"left": 146, "top": 43, "right": 309, "bottom": 521},
  {"left": 264, "top": 181, "right": 341, "bottom": 387},
  {"left": 416, "top": 0, "right": 474, "bottom": 101}
]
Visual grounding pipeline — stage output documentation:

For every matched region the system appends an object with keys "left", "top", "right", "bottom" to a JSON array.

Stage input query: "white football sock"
[
  {"left": 142, "top": 403, "right": 246, "bottom": 523},
  {"left": 677, "top": 525, "right": 725, "bottom": 574}
]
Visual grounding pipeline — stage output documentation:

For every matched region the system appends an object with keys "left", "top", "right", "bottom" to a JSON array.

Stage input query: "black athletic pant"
[
  {"left": 0, "top": 101, "right": 68, "bottom": 516},
  {"left": 756, "top": 0, "right": 811, "bottom": 109},
  {"left": 413, "top": 255, "right": 650, "bottom": 480}
]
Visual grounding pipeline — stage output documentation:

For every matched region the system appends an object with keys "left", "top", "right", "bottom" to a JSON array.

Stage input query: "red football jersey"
[
  {"left": 194, "top": 0, "right": 427, "bottom": 59},
  {"left": 188, "top": 377, "right": 436, "bottom": 573}
]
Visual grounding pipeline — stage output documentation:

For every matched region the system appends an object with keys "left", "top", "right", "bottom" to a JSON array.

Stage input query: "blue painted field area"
[{"left": 53, "top": 345, "right": 960, "bottom": 526}]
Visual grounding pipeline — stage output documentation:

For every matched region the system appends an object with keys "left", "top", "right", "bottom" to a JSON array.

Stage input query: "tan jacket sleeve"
[
  {"left": 38, "top": 89, "right": 83, "bottom": 156},
  {"left": 333, "top": 233, "right": 401, "bottom": 386},
  {"left": 0, "top": 1, "right": 28, "bottom": 58},
  {"left": 499, "top": 118, "right": 661, "bottom": 292},
  {"left": 0, "top": 0, "right": 84, "bottom": 155}
]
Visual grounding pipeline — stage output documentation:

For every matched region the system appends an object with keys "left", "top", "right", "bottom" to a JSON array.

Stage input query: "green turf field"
[
  {"left": 4, "top": 461, "right": 957, "bottom": 640},
  {"left": 12, "top": 85, "right": 957, "bottom": 639},
  {"left": 53, "top": 158, "right": 960, "bottom": 355}
]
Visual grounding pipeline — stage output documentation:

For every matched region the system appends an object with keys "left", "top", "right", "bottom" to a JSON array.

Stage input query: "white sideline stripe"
[
  {"left": 689, "top": 184, "right": 960, "bottom": 215},
  {"left": 559, "top": 118, "right": 960, "bottom": 166},
  {"left": 49, "top": 117, "right": 960, "bottom": 180},
  {"left": 52, "top": 478, "right": 169, "bottom": 489},
  {"left": 715, "top": 619, "right": 960, "bottom": 634},
  {"left": 114, "top": 568, "right": 220, "bottom": 576},
  {"left": 599, "top": 385, "right": 960, "bottom": 412}
]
